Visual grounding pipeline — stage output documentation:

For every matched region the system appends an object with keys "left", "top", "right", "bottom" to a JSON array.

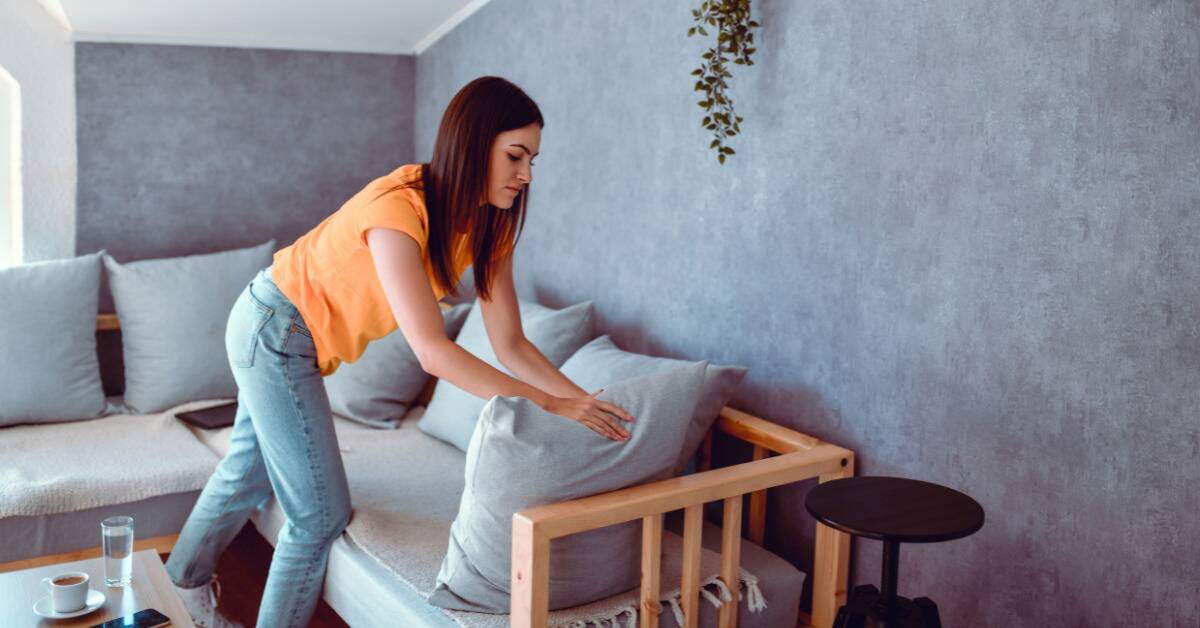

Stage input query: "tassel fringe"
[
  {"left": 552, "top": 572, "right": 766, "bottom": 627},
  {"left": 667, "top": 595, "right": 686, "bottom": 625},
  {"left": 741, "top": 569, "right": 768, "bottom": 613}
]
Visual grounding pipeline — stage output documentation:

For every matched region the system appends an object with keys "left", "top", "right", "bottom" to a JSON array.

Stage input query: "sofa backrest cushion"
[
  {"left": 560, "top": 335, "right": 748, "bottom": 475},
  {"left": 104, "top": 240, "right": 275, "bottom": 413},
  {"left": 417, "top": 298, "right": 595, "bottom": 451},
  {"left": 427, "top": 363, "right": 707, "bottom": 612},
  {"left": 325, "top": 302, "right": 471, "bottom": 429},
  {"left": 0, "top": 251, "right": 108, "bottom": 426}
]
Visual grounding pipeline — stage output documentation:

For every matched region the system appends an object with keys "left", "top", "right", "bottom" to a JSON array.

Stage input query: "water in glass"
[{"left": 101, "top": 516, "right": 134, "bottom": 587}]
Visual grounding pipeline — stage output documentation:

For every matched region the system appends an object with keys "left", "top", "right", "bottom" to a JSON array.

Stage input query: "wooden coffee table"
[{"left": 0, "top": 549, "right": 195, "bottom": 627}]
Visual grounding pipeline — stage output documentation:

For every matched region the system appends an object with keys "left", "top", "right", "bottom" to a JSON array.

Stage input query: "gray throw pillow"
[
  {"left": 417, "top": 298, "right": 595, "bottom": 451},
  {"left": 0, "top": 252, "right": 108, "bottom": 426},
  {"left": 104, "top": 240, "right": 275, "bottom": 413},
  {"left": 325, "top": 302, "right": 472, "bottom": 429},
  {"left": 560, "top": 335, "right": 748, "bottom": 475},
  {"left": 428, "top": 363, "right": 708, "bottom": 612}
]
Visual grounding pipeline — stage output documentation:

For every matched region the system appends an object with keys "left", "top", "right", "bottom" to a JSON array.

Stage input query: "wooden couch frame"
[
  {"left": 53, "top": 315, "right": 857, "bottom": 628},
  {"left": 509, "top": 406, "right": 854, "bottom": 628}
]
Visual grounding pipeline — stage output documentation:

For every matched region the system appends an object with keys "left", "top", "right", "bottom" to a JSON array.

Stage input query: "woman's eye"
[{"left": 507, "top": 154, "right": 520, "bottom": 161}]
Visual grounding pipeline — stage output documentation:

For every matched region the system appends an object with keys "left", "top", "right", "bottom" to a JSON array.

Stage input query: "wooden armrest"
[
  {"left": 96, "top": 314, "right": 119, "bottom": 331},
  {"left": 515, "top": 444, "right": 850, "bottom": 539},
  {"left": 512, "top": 418, "right": 856, "bottom": 628},
  {"left": 96, "top": 302, "right": 450, "bottom": 333},
  {"left": 715, "top": 406, "right": 828, "bottom": 454}
]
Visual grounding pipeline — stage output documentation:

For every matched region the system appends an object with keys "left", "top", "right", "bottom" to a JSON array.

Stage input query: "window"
[{"left": 0, "top": 65, "right": 20, "bottom": 268}]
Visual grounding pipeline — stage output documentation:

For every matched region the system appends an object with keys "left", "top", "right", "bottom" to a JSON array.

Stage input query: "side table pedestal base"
[{"left": 832, "top": 584, "right": 943, "bottom": 628}]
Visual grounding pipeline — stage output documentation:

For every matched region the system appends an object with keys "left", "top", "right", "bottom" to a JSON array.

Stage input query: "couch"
[{"left": 1, "top": 312, "right": 855, "bottom": 628}]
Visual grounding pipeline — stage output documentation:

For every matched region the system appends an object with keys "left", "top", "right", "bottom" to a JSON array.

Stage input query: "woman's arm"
[
  {"left": 366, "top": 227, "right": 551, "bottom": 406},
  {"left": 476, "top": 252, "right": 596, "bottom": 400},
  {"left": 498, "top": 341, "right": 588, "bottom": 398},
  {"left": 366, "top": 228, "right": 632, "bottom": 440}
]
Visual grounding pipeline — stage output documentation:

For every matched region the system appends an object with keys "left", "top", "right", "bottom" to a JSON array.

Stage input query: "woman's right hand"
[{"left": 540, "top": 389, "right": 635, "bottom": 441}]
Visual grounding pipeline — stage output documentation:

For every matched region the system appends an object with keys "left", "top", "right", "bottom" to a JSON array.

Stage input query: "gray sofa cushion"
[
  {"left": 104, "top": 240, "right": 275, "bottom": 413},
  {"left": 428, "top": 363, "right": 707, "bottom": 612},
  {"left": 417, "top": 298, "right": 595, "bottom": 450},
  {"left": 560, "top": 335, "right": 747, "bottom": 475},
  {"left": 326, "top": 302, "right": 472, "bottom": 429},
  {"left": 0, "top": 252, "right": 108, "bottom": 426}
]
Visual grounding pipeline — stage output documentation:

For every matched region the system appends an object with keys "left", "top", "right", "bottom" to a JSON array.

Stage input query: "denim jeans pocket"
[
  {"left": 227, "top": 284, "right": 274, "bottom": 368},
  {"left": 292, "top": 320, "right": 313, "bottom": 338},
  {"left": 280, "top": 319, "right": 318, "bottom": 359}
]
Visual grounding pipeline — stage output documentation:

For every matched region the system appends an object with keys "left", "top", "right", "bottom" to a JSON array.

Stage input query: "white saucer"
[{"left": 33, "top": 589, "right": 106, "bottom": 619}]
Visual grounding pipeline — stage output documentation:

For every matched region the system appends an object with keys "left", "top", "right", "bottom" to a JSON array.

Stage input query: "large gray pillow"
[
  {"left": 0, "top": 252, "right": 108, "bottom": 426},
  {"left": 417, "top": 298, "right": 595, "bottom": 450},
  {"left": 104, "top": 241, "right": 275, "bottom": 413},
  {"left": 325, "top": 302, "right": 471, "bottom": 429},
  {"left": 428, "top": 362, "right": 708, "bottom": 612},
  {"left": 560, "top": 335, "right": 748, "bottom": 475}
]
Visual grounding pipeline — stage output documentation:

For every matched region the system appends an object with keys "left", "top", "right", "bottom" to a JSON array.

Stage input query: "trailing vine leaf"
[{"left": 688, "top": 0, "right": 759, "bottom": 164}]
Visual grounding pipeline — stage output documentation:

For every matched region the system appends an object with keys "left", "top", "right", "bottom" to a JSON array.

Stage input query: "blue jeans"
[{"left": 166, "top": 266, "right": 352, "bottom": 628}]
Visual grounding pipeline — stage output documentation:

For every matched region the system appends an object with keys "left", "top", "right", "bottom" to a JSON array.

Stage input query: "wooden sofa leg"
[
  {"left": 512, "top": 515, "right": 549, "bottom": 628},
  {"left": 680, "top": 505, "right": 704, "bottom": 628},
  {"left": 718, "top": 496, "right": 743, "bottom": 628},
  {"left": 641, "top": 514, "right": 664, "bottom": 627},
  {"left": 810, "top": 461, "right": 854, "bottom": 628},
  {"left": 747, "top": 446, "right": 769, "bottom": 545}
]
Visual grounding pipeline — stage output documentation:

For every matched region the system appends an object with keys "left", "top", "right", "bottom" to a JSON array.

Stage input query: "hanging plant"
[{"left": 688, "top": 0, "right": 759, "bottom": 164}]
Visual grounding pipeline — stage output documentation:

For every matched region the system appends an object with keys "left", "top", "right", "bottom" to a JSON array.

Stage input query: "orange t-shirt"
[{"left": 270, "top": 164, "right": 473, "bottom": 376}]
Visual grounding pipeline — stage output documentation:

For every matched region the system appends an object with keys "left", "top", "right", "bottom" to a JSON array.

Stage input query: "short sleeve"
[{"left": 357, "top": 193, "right": 428, "bottom": 250}]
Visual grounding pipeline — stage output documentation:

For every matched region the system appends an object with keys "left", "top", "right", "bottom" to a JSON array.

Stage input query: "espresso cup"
[{"left": 41, "top": 571, "right": 89, "bottom": 613}]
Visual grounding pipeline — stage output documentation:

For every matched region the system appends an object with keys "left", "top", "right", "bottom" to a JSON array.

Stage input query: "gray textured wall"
[
  {"left": 75, "top": 43, "right": 415, "bottom": 391},
  {"left": 415, "top": 1, "right": 1200, "bottom": 625},
  {"left": 76, "top": 42, "right": 415, "bottom": 308}
]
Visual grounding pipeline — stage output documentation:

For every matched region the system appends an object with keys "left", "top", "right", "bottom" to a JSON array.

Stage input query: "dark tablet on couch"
[{"left": 175, "top": 402, "right": 238, "bottom": 430}]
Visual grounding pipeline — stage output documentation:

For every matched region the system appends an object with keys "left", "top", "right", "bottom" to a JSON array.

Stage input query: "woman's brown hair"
[{"left": 375, "top": 76, "right": 543, "bottom": 302}]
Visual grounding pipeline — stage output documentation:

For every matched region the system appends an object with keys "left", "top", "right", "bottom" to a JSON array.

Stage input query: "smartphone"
[
  {"left": 89, "top": 608, "right": 172, "bottom": 628},
  {"left": 175, "top": 401, "right": 238, "bottom": 429}
]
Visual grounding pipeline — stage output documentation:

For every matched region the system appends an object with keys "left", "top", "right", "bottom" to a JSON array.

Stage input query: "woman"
[{"left": 164, "top": 76, "right": 635, "bottom": 628}]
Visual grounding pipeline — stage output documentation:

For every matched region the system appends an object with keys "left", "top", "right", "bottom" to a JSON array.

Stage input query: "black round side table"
[{"left": 805, "top": 476, "right": 985, "bottom": 628}]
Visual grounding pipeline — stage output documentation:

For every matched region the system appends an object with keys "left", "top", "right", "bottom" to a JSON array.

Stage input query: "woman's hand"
[{"left": 540, "top": 389, "right": 635, "bottom": 441}]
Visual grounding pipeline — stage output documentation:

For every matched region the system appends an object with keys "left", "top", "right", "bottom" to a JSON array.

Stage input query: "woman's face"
[{"left": 485, "top": 122, "right": 541, "bottom": 209}]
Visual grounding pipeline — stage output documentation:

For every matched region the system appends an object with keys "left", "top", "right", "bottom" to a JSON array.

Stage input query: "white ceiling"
[{"left": 34, "top": 0, "right": 492, "bottom": 55}]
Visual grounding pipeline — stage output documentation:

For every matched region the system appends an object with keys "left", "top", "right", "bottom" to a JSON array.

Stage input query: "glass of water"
[{"left": 101, "top": 516, "right": 134, "bottom": 587}]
